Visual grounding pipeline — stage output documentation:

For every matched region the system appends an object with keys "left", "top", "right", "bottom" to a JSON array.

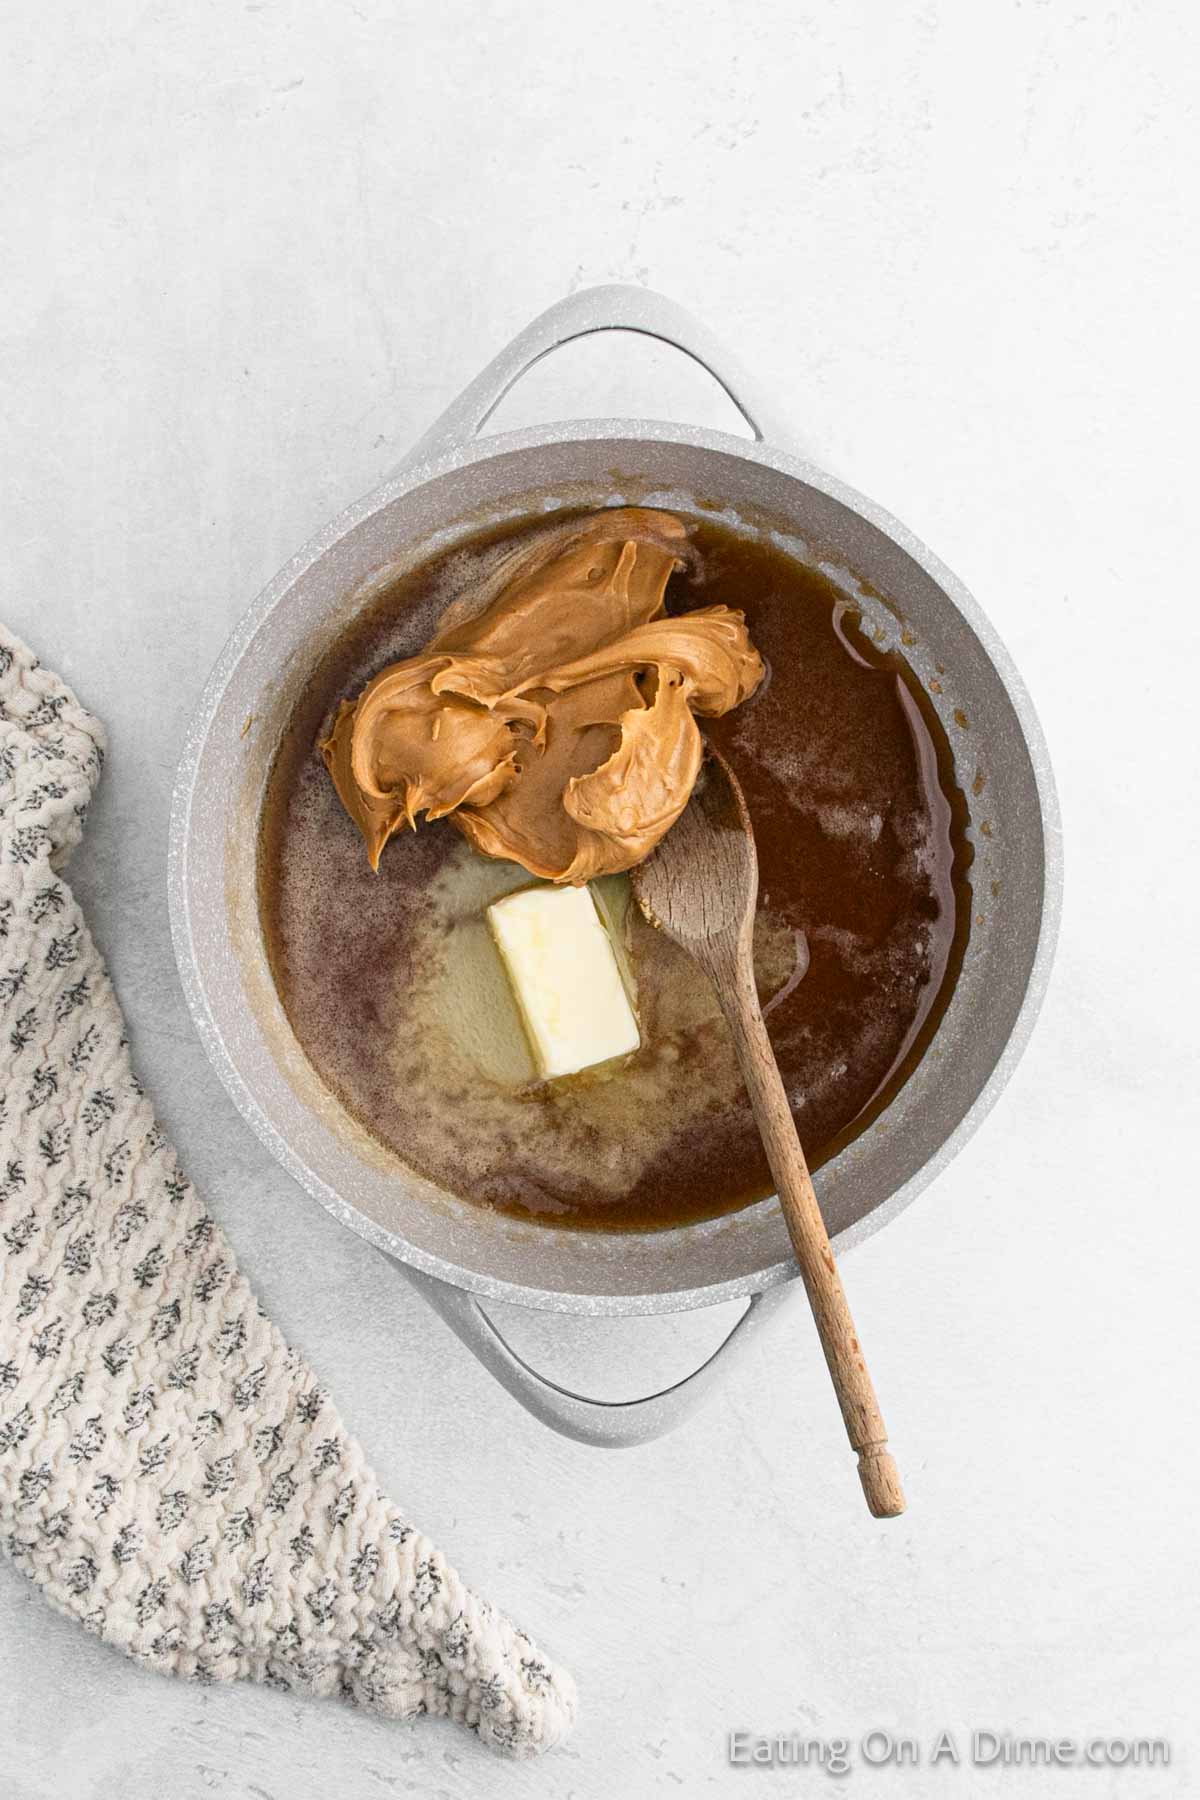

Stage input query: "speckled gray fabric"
[{"left": 0, "top": 627, "right": 575, "bottom": 1758}]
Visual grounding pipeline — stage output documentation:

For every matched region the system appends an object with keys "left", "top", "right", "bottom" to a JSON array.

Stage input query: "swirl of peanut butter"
[{"left": 320, "top": 508, "right": 764, "bottom": 883}]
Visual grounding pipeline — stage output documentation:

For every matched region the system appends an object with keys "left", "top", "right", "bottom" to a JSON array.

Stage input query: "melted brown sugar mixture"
[{"left": 258, "top": 513, "right": 972, "bottom": 1231}]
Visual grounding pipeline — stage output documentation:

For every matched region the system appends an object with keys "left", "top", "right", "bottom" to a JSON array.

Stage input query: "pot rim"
[{"left": 168, "top": 414, "right": 1063, "bottom": 1315}]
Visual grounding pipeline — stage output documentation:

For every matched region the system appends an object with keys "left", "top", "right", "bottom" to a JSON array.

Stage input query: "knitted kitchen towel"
[{"left": 0, "top": 627, "right": 575, "bottom": 1757}]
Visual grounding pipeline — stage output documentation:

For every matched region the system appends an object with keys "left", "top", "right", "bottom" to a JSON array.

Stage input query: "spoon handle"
[{"left": 716, "top": 959, "right": 906, "bottom": 1518}]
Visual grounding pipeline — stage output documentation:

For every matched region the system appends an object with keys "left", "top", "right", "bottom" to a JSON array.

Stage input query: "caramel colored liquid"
[{"left": 258, "top": 514, "right": 972, "bottom": 1231}]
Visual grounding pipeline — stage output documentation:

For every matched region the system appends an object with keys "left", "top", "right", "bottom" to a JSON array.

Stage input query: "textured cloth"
[{"left": 0, "top": 628, "right": 575, "bottom": 1757}]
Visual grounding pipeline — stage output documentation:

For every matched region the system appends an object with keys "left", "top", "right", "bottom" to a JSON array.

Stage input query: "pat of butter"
[{"left": 487, "top": 883, "right": 640, "bottom": 1080}]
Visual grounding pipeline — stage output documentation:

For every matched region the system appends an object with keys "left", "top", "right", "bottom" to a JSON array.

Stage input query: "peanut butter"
[{"left": 320, "top": 508, "right": 764, "bottom": 882}]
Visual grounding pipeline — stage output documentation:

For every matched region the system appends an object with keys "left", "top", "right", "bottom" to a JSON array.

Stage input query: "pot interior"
[{"left": 176, "top": 430, "right": 1051, "bottom": 1314}]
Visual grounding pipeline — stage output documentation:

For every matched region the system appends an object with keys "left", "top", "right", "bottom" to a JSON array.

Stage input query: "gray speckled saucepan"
[{"left": 168, "top": 285, "right": 1062, "bottom": 1446}]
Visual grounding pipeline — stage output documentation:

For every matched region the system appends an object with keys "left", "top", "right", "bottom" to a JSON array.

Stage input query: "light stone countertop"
[{"left": 2, "top": 3, "right": 1197, "bottom": 1796}]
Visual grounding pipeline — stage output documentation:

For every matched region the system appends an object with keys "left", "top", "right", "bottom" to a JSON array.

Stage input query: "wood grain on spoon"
[{"left": 631, "top": 748, "right": 905, "bottom": 1518}]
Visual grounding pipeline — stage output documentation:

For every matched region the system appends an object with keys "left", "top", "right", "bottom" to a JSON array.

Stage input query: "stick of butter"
[{"left": 486, "top": 883, "right": 640, "bottom": 1080}]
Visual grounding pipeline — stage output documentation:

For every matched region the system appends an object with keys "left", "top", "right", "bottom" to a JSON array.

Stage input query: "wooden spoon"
[{"left": 631, "top": 749, "right": 905, "bottom": 1518}]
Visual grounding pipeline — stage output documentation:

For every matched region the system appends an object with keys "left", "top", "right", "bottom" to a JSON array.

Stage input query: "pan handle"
[
  {"left": 398, "top": 1261, "right": 797, "bottom": 1448},
  {"left": 398, "top": 283, "right": 794, "bottom": 468}
]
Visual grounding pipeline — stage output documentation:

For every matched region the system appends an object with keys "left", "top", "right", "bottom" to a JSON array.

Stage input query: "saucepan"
[{"left": 168, "top": 286, "right": 1061, "bottom": 1447}]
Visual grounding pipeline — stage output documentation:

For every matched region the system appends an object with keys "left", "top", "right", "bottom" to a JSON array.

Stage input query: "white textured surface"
[{"left": 2, "top": 2, "right": 1197, "bottom": 1796}]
